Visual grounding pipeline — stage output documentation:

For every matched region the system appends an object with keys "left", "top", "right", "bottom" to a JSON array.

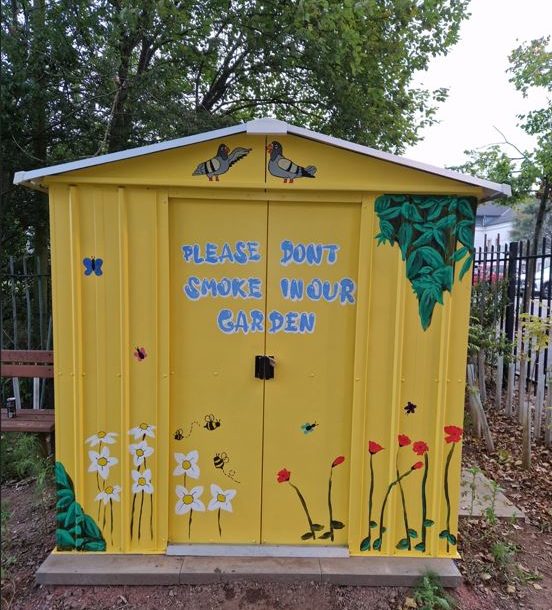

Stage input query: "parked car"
[{"left": 519, "top": 260, "right": 551, "bottom": 298}]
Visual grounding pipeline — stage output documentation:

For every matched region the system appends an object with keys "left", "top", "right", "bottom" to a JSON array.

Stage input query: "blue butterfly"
[
  {"left": 83, "top": 257, "right": 103, "bottom": 276},
  {"left": 301, "top": 421, "right": 318, "bottom": 435}
]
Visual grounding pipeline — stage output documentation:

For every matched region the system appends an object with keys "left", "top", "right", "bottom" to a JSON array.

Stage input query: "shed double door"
[{"left": 169, "top": 197, "right": 359, "bottom": 545}]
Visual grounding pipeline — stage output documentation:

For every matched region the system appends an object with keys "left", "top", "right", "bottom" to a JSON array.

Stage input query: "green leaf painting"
[
  {"left": 55, "top": 461, "right": 106, "bottom": 552},
  {"left": 374, "top": 195, "right": 476, "bottom": 330}
]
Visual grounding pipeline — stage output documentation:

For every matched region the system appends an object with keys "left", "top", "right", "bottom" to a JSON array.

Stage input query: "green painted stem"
[
  {"left": 420, "top": 454, "right": 428, "bottom": 549},
  {"left": 138, "top": 490, "right": 144, "bottom": 540},
  {"left": 150, "top": 495, "right": 153, "bottom": 540},
  {"left": 397, "top": 467, "right": 411, "bottom": 549},
  {"left": 376, "top": 469, "right": 414, "bottom": 552},
  {"left": 328, "top": 469, "right": 334, "bottom": 542},
  {"left": 217, "top": 508, "right": 222, "bottom": 537},
  {"left": 188, "top": 509, "right": 193, "bottom": 539},
  {"left": 367, "top": 454, "right": 374, "bottom": 541},
  {"left": 443, "top": 443, "right": 455, "bottom": 553},
  {"left": 130, "top": 493, "right": 137, "bottom": 539},
  {"left": 110, "top": 498, "right": 114, "bottom": 546},
  {"left": 396, "top": 448, "right": 411, "bottom": 550},
  {"left": 290, "top": 482, "right": 316, "bottom": 539}
]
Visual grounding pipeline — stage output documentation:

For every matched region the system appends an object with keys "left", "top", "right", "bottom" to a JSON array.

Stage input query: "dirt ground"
[{"left": 2, "top": 410, "right": 551, "bottom": 610}]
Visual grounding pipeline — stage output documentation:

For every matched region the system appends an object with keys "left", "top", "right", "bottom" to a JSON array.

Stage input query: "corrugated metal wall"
[{"left": 49, "top": 184, "right": 470, "bottom": 557}]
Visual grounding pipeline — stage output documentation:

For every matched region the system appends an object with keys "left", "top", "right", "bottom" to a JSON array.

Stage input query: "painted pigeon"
[
  {"left": 192, "top": 144, "right": 252, "bottom": 181},
  {"left": 266, "top": 141, "right": 317, "bottom": 183}
]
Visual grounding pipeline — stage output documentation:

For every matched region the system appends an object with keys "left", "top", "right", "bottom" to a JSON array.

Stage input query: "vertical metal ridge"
[
  {"left": 155, "top": 189, "right": 171, "bottom": 550},
  {"left": 94, "top": 188, "right": 107, "bottom": 437},
  {"left": 48, "top": 186, "right": 62, "bottom": 466},
  {"left": 385, "top": 248, "right": 406, "bottom": 556},
  {"left": 428, "top": 295, "right": 453, "bottom": 557},
  {"left": 68, "top": 186, "right": 85, "bottom": 503},
  {"left": 348, "top": 193, "right": 374, "bottom": 552},
  {"left": 117, "top": 187, "right": 131, "bottom": 551}
]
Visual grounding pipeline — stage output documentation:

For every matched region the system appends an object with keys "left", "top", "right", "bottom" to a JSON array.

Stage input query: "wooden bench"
[{"left": 1, "top": 350, "right": 55, "bottom": 454}]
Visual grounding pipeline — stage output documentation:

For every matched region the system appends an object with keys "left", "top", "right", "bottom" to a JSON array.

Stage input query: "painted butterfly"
[
  {"left": 404, "top": 401, "right": 417, "bottom": 415},
  {"left": 134, "top": 347, "right": 147, "bottom": 361},
  {"left": 301, "top": 421, "right": 318, "bottom": 434},
  {"left": 83, "top": 257, "right": 103, "bottom": 276}
]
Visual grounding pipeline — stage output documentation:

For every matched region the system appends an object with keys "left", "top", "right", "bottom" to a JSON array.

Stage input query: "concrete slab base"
[
  {"left": 37, "top": 553, "right": 462, "bottom": 588},
  {"left": 459, "top": 468, "right": 525, "bottom": 520}
]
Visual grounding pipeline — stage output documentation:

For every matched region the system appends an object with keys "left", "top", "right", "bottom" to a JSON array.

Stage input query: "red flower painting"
[
  {"left": 398, "top": 434, "right": 411, "bottom": 447},
  {"left": 277, "top": 468, "right": 291, "bottom": 483},
  {"left": 412, "top": 461, "right": 423, "bottom": 470},
  {"left": 331, "top": 456, "right": 345, "bottom": 468},
  {"left": 441, "top": 425, "right": 462, "bottom": 551},
  {"left": 368, "top": 441, "right": 383, "bottom": 455},
  {"left": 360, "top": 441, "right": 384, "bottom": 551},
  {"left": 444, "top": 425, "right": 463, "bottom": 444},
  {"left": 413, "top": 441, "right": 429, "bottom": 456}
]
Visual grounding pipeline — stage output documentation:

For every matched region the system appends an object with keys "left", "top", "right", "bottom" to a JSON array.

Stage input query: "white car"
[{"left": 520, "top": 260, "right": 551, "bottom": 298}]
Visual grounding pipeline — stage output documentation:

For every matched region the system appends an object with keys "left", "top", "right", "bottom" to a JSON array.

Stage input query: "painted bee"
[
  {"left": 213, "top": 452, "right": 229, "bottom": 470},
  {"left": 204, "top": 414, "right": 221, "bottom": 431},
  {"left": 301, "top": 421, "right": 318, "bottom": 435},
  {"left": 173, "top": 428, "right": 184, "bottom": 441}
]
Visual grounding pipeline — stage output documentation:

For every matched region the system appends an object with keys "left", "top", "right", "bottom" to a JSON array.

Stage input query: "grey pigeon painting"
[
  {"left": 266, "top": 141, "right": 317, "bottom": 183},
  {"left": 192, "top": 144, "right": 252, "bottom": 181}
]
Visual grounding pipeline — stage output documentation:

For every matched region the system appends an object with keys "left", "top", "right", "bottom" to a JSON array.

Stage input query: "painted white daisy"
[
  {"left": 129, "top": 441, "right": 154, "bottom": 467},
  {"left": 173, "top": 450, "right": 200, "bottom": 479},
  {"left": 88, "top": 446, "right": 118, "bottom": 480},
  {"left": 131, "top": 468, "right": 153, "bottom": 494},
  {"left": 175, "top": 485, "right": 205, "bottom": 515},
  {"left": 208, "top": 484, "right": 236, "bottom": 512},
  {"left": 129, "top": 423, "right": 156, "bottom": 440},
  {"left": 85, "top": 431, "right": 118, "bottom": 446},
  {"left": 95, "top": 484, "right": 122, "bottom": 505}
]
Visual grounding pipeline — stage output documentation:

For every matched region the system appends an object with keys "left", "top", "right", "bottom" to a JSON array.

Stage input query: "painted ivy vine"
[
  {"left": 55, "top": 462, "right": 106, "bottom": 551},
  {"left": 374, "top": 195, "right": 476, "bottom": 330}
]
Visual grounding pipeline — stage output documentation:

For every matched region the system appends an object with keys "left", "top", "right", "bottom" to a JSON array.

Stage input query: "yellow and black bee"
[
  {"left": 173, "top": 428, "right": 184, "bottom": 441},
  {"left": 204, "top": 414, "right": 221, "bottom": 431},
  {"left": 213, "top": 452, "right": 229, "bottom": 470}
]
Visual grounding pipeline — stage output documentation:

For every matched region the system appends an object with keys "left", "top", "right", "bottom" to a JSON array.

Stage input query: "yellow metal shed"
[{"left": 15, "top": 118, "right": 510, "bottom": 559}]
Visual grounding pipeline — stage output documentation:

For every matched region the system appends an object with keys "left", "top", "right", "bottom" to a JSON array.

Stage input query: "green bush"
[{"left": 0, "top": 432, "right": 53, "bottom": 489}]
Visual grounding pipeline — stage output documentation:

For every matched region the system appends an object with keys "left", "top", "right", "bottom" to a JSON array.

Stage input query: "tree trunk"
[
  {"left": 523, "top": 177, "right": 550, "bottom": 314},
  {"left": 467, "top": 365, "right": 495, "bottom": 453}
]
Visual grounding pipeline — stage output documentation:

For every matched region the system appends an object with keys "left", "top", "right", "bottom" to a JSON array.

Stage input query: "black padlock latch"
[{"left": 255, "top": 355, "right": 275, "bottom": 380}]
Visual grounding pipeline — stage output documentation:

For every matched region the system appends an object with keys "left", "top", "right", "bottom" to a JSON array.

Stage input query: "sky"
[{"left": 405, "top": 0, "right": 551, "bottom": 169}]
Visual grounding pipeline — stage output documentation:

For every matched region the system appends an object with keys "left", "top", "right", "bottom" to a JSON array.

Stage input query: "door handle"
[{"left": 255, "top": 355, "right": 275, "bottom": 380}]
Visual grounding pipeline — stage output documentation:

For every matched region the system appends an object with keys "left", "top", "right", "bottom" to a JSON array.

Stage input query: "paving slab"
[
  {"left": 211, "top": 557, "right": 321, "bottom": 584},
  {"left": 459, "top": 468, "right": 525, "bottom": 520},
  {"left": 319, "top": 557, "right": 462, "bottom": 588},
  {"left": 37, "top": 553, "right": 462, "bottom": 587},
  {"left": 37, "top": 554, "right": 182, "bottom": 586}
]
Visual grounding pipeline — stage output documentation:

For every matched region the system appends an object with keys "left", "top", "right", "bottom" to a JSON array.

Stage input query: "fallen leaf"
[{"left": 404, "top": 597, "right": 417, "bottom": 608}]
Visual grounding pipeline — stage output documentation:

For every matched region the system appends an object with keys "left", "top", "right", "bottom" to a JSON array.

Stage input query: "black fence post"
[{"left": 505, "top": 240, "right": 518, "bottom": 343}]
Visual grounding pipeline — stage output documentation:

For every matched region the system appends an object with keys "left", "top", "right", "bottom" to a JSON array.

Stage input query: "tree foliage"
[
  {"left": 451, "top": 36, "right": 551, "bottom": 241},
  {"left": 1, "top": 0, "right": 471, "bottom": 257}
]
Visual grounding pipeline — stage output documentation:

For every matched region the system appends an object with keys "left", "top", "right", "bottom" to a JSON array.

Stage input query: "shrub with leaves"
[
  {"left": 375, "top": 195, "right": 476, "bottom": 330},
  {"left": 413, "top": 572, "right": 456, "bottom": 609},
  {"left": 55, "top": 462, "right": 106, "bottom": 551}
]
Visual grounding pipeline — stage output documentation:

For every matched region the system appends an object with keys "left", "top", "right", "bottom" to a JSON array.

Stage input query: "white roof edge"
[
  {"left": 285, "top": 123, "right": 512, "bottom": 199},
  {"left": 13, "top": 122, "right": 247, "bottom": 185},
  {"left": 13, "top": 117, "right": 511, "bottom": 199}
]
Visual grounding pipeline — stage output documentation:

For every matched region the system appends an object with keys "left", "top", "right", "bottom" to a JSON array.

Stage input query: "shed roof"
[{"left": 13, "top": 118, "right": 511, "bottom": 200}]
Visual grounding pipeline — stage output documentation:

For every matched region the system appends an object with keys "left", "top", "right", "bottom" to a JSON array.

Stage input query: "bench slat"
[
  {"left": 1, "top": 408, "right": 55, "bottom": 420},
  {"left": 1, "top": 364, "right": 54, "bottom": 378},
  {"left": 1, "top": 419, "right": 55, "bottom": 433},
  {"left": 1, "top": 350, "right": 54, "bottom": 364},
  {"left": 1, "top": 409, "right": 55, "bottom": 433}
]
